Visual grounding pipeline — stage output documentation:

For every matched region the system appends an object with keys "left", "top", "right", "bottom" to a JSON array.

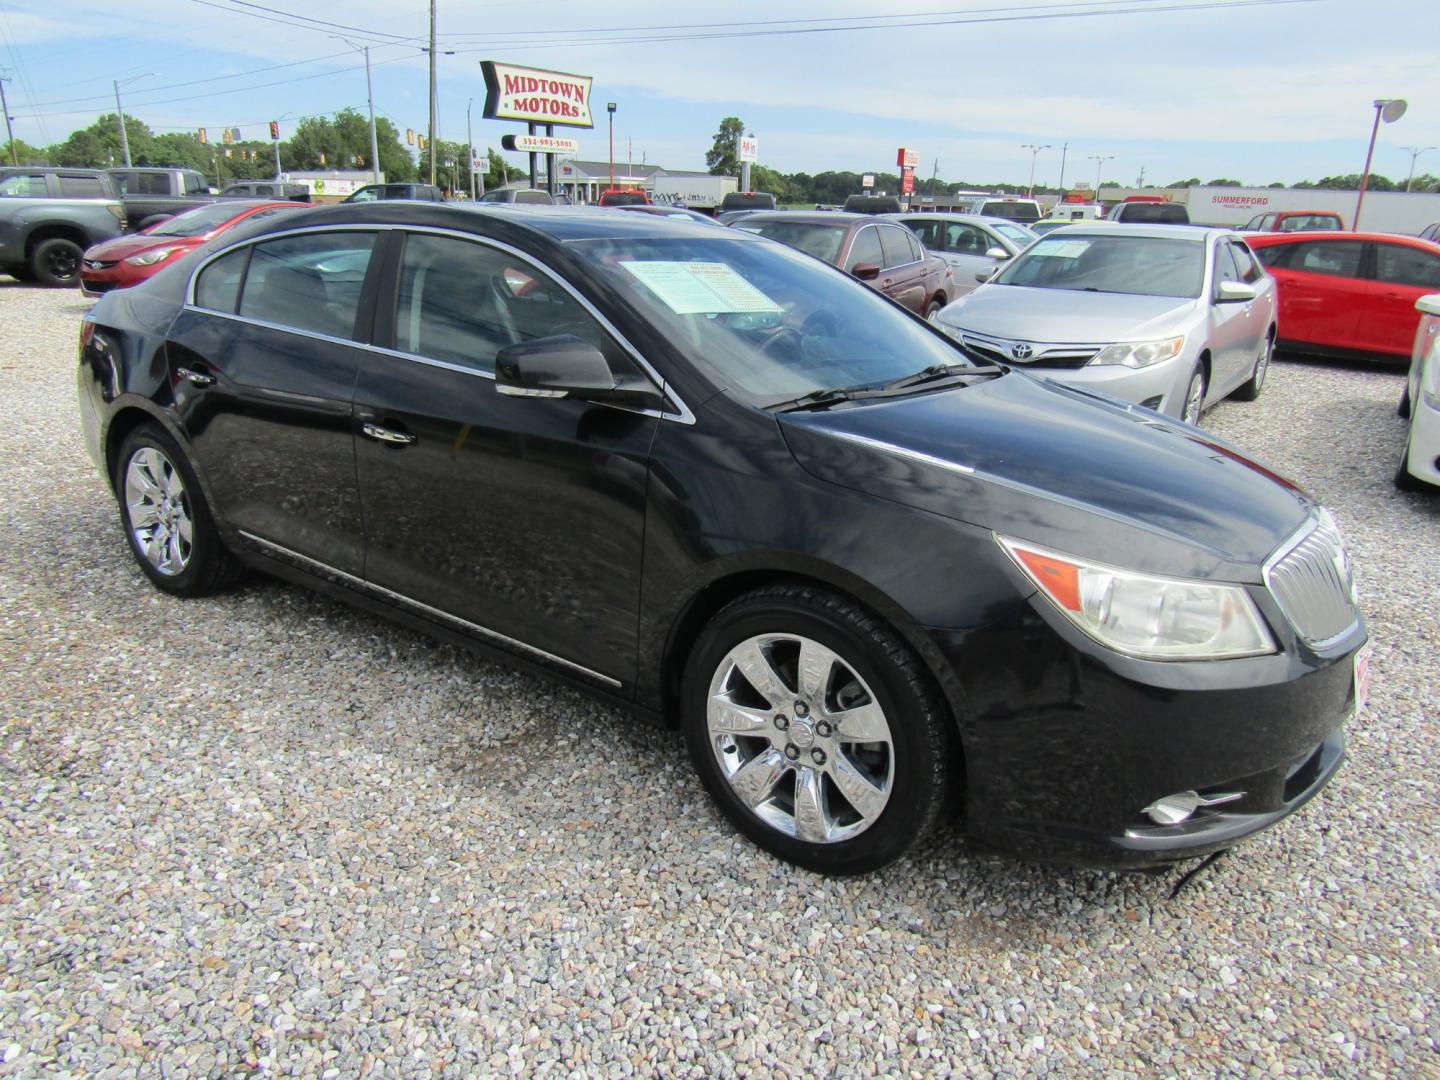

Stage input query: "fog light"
[{"left": 1142, "top": 790, "right": 1245, "bottom": 825}]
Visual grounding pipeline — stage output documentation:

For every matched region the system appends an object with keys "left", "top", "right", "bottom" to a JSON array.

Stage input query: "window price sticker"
[{"left": 621, "top": 261, "right": 782, "bottom": 315}]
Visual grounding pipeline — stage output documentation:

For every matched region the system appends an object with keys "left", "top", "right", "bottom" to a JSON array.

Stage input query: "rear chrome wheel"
[
  {"left": 707, "top": 633, "right": 894, "bottom": 844},
  {"left": 115, "top": 424, "right": 243, "bottom": 597},
  {"left": 683, "top": 584, "right": 955, "bottom": 875},
  {"left": 125, "top": 447, "right": 193, "bottom": 576}
]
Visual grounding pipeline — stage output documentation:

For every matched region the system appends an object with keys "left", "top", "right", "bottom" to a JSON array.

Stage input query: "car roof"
[
  {"left": 1044, "top": 222, "right": 1222, "bottom": 241},
  {"left": 247, "top": 200, "right": 754, "bottom": 245},
  {"left": 883, "top": 213, "right": 1033, "bottom": 228},
  {"left": 734, "top": 212, "right": 874, "bottom": 226}
]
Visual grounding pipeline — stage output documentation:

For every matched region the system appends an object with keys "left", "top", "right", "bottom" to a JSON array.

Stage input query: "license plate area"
[{"left": 1353, "top": 643, "right": 1372, "bottom": 717}]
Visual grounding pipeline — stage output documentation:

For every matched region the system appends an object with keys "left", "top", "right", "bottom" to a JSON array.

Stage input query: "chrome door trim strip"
[
  {"left": 182, "top": 221, "right": 695, "bottom": 425},
  {"left": 237, "top": 529, "right": 623, "bottom": 689}
]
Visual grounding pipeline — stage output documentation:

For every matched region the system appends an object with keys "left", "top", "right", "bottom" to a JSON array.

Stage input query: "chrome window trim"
[
  {"left": 183, "top": 221, "right": 695, "bottom": 426},
  {"left": 840, "top": 223, "right": 884, "bottom": 272},
  {"left": 237, "top": 529, "right": 622, "bottom": 689}
]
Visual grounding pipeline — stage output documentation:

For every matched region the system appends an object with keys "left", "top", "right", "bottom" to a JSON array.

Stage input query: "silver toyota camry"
[{"left": 933, "top": 224, "right": 1277, "bottom": 424}]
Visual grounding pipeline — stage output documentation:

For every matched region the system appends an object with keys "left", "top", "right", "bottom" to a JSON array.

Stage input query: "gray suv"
[{"left": 0, "top": 168, "right": 126, "bottom": 286}]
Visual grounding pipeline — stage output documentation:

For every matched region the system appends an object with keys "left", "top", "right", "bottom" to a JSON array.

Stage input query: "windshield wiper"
[
  {"left": 876, "top": 362, "right": 1003, "bottom": 391},
  {"left": 769, "top": 364, "right": 1004, "bottom": 413}
]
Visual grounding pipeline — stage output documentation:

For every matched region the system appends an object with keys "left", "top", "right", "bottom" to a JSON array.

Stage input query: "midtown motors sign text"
[{"left": 481, "top": 62, "right": 595, "bottom": 129}]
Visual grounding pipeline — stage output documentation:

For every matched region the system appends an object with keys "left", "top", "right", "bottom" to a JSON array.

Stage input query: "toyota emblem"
[{"left": 1010, "top": 343, "right": 1034, "bottom": 360}]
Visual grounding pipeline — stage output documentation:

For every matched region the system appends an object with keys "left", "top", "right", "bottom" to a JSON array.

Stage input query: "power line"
[{"left": 186, "top": 0, "right": 420, "bottom": 47}]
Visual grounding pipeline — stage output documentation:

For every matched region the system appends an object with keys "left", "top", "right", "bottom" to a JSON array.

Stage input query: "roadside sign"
[
  {"left": 1072, "top": 181, "right": 1092, "bottom": 190},
  {"left": 901, "top": 167, "right": 915, "bottom": 195},
  {"left": 862, "top": 173, "right": 875, "bottom": 189},
  {"left": 502, "top": 133, "right": 581, "bottom": 155},
  {"left": 480, "top": 62, "right": 595, "bottom": 129},
  {"left": 738, "top": 136, "right": 759, "bottom": 163},
  {"left": 897, "top": 147, "right": 920, "bottom": 168}
]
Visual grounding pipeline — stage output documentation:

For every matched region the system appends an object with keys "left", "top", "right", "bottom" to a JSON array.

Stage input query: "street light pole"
[
  {"left": 428, "top": 0, "right": 437, "bottom": 187},
  {"left": 1400, "top": 145, "right": 1438, "bottom": 192},
  {"left": 1088, "top": 154, "right": 1114, "bottom": 197},
  {"left": 1021, "top": 143, "right": 1050, "bottom": 198},
  {"left": 112, "top": 73, "right": 158, "bottom": 168},
  {"left": 607, "top": 102, "right": 616, "bottom": 191},
  {"left": 467, "top": 98, "right": 476, "bottom": 200},
  {"left": 1057, "top": 141, "right": 1069, "bottom": 192},
  {"left": 1355, "top": 98, "right": 1407, "bottom": 230}
]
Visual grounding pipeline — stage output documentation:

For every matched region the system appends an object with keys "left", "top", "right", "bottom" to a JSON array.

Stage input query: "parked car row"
[{"left": 77, "top": 201, "right": 1369, "bottom": 877}]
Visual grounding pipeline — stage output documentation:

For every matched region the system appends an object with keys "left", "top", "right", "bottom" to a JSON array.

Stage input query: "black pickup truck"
[
  {"left": 0, "top": 167, "right": 127, "bottom": 286},
  {"left": 106, "top": 168, "right": 218, "bottom": 230}
]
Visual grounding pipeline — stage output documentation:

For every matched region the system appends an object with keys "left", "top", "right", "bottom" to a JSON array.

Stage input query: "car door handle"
[
  {"left": 175, "top": 366, "right": 214, "bottom": 387},
  {"left": 361, "top": 422, "right": 416, "bottom": 446}
]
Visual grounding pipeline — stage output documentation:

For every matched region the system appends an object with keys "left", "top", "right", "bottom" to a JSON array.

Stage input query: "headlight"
[
  {"left": 124, "top": 247, "right": 180, "bottom": 267},
  {"left": 1090, "top": 336, "right": 1185, "bottom": 369},
  {"left": 999, "top": 536, "right": 1275, "bottom": 660},
  {"left": 937, "top": 321, "right": 964, "bottom": 342}
]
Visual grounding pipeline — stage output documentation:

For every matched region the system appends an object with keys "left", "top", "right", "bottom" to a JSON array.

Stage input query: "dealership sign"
[
  {"left": 897, "top": 147, "right": 920, "bottom": 168},
  {"left": 502, "top": 133, "right": 581, "bottom": 155},
  {"left": 481, "top": 62, "right": 594, "bottom": 128},
  {"left": 738, "top": 136, "right": 759, "bottom": 163}
]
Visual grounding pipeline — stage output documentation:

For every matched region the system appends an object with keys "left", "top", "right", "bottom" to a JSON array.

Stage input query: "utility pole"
[
  {"left": 0, "top": 72, "right": 16, "bottom": 165},
  {"left": 467, "top": 98, "right": 476, "bottom": 200},
  {"left": 1057, "top": 142, "right": 1068, "bottom": 191},
  {"left": 112, "top": 73, "right": 157, "bottom": 169},
  {"left": 428, "top": 0, "right": 437, "bottom": 187},
  {"left": 364, "top": 46, "right": 380, "bottom": 185}
]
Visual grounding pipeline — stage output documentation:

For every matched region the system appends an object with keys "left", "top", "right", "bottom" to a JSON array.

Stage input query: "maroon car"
[{"left": 731, "top": 212, "right": 955, "bottom": 319}]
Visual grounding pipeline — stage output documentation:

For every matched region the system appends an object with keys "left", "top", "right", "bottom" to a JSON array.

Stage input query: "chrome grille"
[
  {"left": 960, "top": 331, "right": 1100, "bottom": 370},
  {"left": 1264, "top": 513, "right": 1359, "bottom": 647}
]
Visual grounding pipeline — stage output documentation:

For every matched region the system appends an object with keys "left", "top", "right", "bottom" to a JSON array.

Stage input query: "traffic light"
[
  {"left": 198, "top": 128, "right": 207, "bottom": 145},
  {"left": 406, "top": 128, "right": 414, "bottom": 146},
  {"left": 269, "top": 120, "right": 279, "bottom": 141}
]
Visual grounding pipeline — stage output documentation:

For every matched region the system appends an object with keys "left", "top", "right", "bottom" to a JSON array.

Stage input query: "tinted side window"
[
  {"left": 193, "top": 247, "right": 251, "bottom": 313},
  {"left": 1212, "top": 243, "right": 1240, "bottom": 298},
  {"left": 904, "top": 219, "right": 943, "bottom": 249},
  {"left": 1230, "top": 242, "right": 1262, "bottom": 284},
  {"left": 517, "top": 190, "right": 552, "bottom": 204},
  {"left": 1253, "top": 244, "right": 1291, "bottom": 269},
  {"left": 0, "top": 173, "right": 47, "bottom": 197},
  {"left": 58, "top": 175, "right": 106, "bottom": 197},
  {"left": 1287, "top": 240, "right": 1362, "bottom": 278},
  {"left": 134, "top": 173, "right": 169, "bottom": 196},
  {"left": 393, "top": 233, "right": 638, "bottom": 379},
  {"left": 879, "top": 226, "right": 917, "bottom": 268},
  {"left": 1374, "top": 244, "right": 1440, "bottom": 289},
  {"left": 948, "top": 223, "right": 991, "bottom": 255},
  {"left": 845, "top": 227, "right": 883, "bottom": 271},
  {"left": 238, "top": 232, "right": 377, "bottom": 338},
  {"left": 184, "top": 173, "right": 208, "bottom": 195}
]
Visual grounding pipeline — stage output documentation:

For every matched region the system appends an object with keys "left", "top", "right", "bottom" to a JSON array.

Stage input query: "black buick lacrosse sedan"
[{"left": 78, "top": 202, "right": 1368, "bottom": 874}]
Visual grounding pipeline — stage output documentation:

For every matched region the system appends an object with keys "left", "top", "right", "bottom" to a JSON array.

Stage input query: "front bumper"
[
  {"left": 930, "top": 602, "right": 1364, "bottom": 869},
  {"left": 1024, "top": 353, "right": 1194, "bottom": 418}
]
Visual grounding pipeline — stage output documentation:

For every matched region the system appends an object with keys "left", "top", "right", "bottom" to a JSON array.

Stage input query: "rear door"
[
  {"left": 165, "top": 228, "right": 382, "bottom": 574},
  {"left": 351, "top": 230, "right": 662, "bottom": 688},
  {"left": 877, "top": 224, "right": 927, "bottom": 313},
  {"left": 1253, "top": 237, "right": 1366, "bottom": 351},
  {"left": 1351, "top": 241, "right": 1440, "bottom": 356},
  {"left": 1207, "top": 241, "right": 1254, "bottom": 393}
]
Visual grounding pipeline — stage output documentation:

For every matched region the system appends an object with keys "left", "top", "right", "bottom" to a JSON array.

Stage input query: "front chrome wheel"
[
  {"left": 124, "top": 446, "right": 193, "bottom": 576},
  {"left": 1181, "top": 366, "right": 1206, "bottom": 425},
  {"left": 706, "top": 633, "right": 894, "bottom": 844}
]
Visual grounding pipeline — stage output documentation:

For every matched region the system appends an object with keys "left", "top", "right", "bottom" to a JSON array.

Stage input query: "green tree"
[
  {"left": 1166, "top": 177, "right": 1202, "bottom": 188},
  {"left": 1, "top": 137, "right": 47, "bottom": 165},
  {"left": 48, "top": 113, "right": 155, "bottom": 167},
  {"left": 1316, "top": 173, "right": 1394, "bottom": 191},
  {"left": 1207, "top": 178, "right": 1243, "bottom": 187},
  {"left": 705, "top": 117, "right": 744, "bottom": 176}
]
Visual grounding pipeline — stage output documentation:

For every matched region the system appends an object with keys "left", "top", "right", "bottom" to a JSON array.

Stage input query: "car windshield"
[
  {"left": 993, "top": 234, "right": 1205, "bottom": 298},
  {"left": 570, "top": 235, "right": 976, "bottom": 405},
  {"left": 993, "top": 223, "right": 1037, "bottom": 246},
  {"left": 146, "top": 202, "right": 254, "bottom": 237},
  {"left": 732, "top": 221, "right": 849, "bottom": 264}
]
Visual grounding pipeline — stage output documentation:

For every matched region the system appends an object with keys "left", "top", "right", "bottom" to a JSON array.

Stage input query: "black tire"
[
  {"left": 924, "top": 299, "right": 944, "bottom": 323},
  {"left": 114, "top": 424, "right": 243, "bottom": 596},
  {"left": 1180, "top": 362, "right": 1208, "bottom": 426},
  {"left": 30, "top": 237, "right": 84, "bottom": 288},
  {"left": 681, "top": 583, "right": 956, "bottom": 875},
  {"left": 1397, "top": 386, "right": 1411, "bottom": 419},
  {"left": 1233, "top": 332, "right": 1273, "bottom": 402},
  {"left": 1393, "top": 431, "right": 1426, "bottom": 492}
]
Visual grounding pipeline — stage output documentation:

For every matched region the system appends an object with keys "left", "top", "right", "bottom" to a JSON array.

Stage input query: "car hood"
[
  {"left": 940, "top": 285, "right": 1198, "bottom": 343},
  {"left": 778, "top": 372, "right": 1313, "bottom": 579},
  {"left": 84, "top": 234, "right": 202, "bottom": 262}
]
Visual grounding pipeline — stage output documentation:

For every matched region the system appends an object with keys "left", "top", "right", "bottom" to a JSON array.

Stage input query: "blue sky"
[{"left": 2, "top": 0, "right": 1437, "bottom": 187}]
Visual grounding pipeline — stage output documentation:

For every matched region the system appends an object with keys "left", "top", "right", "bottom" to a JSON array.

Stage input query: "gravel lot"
[{"left": 2, "top": 280, "right": 1437, "bottom": 1078}]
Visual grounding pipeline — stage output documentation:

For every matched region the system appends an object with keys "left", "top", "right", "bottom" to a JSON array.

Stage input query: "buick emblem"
[{"left": 1010, "top": 342, "right": 1034, "bottom": 360}]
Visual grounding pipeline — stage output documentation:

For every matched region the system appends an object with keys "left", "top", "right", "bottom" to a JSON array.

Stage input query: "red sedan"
[
  {"left": 80, "top": 200, "right": 309, "bottom": 297},
  {"left": 1247, "top": 231, "right": 1440, "bottom": 360}
]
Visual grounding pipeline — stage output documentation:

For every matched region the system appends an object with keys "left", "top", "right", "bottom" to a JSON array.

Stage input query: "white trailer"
[
  {"left": 1186, "top": 186, "right": 1440, "bottom": 235},
  {"left": 649, "top": 174, "right": 738, "bottom": 211}
]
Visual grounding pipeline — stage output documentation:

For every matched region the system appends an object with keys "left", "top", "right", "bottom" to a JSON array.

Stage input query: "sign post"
[
  {"left": 896, "top": 147, "right": 920, "bottom": 209},
  {"left": 481, "top": 61, "right": 594, "bottom": 195},
  {"left": 738, "top": 134, "right": 758, "bottom": 193}
]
